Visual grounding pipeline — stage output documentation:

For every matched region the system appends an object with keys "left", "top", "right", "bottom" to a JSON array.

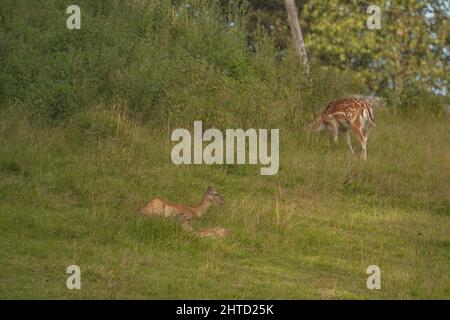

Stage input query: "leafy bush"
[
  {"left": 71, "top": 109, "right": 118, "bottom": 139},
  {"left": 0, "top": 0, "right": 372, "bottom": 127},
  {"left": 386, "top": 87, "right": 446, "bottom": 117}
]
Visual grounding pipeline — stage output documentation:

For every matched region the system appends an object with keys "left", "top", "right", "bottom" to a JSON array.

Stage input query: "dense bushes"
[
  {"left": 386, "top": 87, "right": 447, "bottom": 117},
  {"left": 0, "top": 0, "right": 367, "bottom": 127}
]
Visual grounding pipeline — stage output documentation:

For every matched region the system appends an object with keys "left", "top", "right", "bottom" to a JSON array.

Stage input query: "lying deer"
[
  {"left": 193, "top": 226, "right": 230, "bottom": 238},
  {"left": 140, "top": 186, "right": 226, "bottom": 235},
  {"left": 305, "top": 97, "right": 376, "bottom": 160}
]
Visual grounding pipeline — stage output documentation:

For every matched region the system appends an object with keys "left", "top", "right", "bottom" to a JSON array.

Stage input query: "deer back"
[{"left": 322, "top": 97, "right": 373, "bottom": 126}]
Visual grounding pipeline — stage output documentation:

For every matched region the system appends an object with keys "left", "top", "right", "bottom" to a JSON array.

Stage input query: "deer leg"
[
  {"left": 344, "top": 130, "right": 355, "bottom": 156},
  {"left": 329, "top": 121, "right": 339, "bottom": 144},
  {"left": 353, "top": 126, "right": 368, "bottom": 160},
  {"left": 361, "top": 139, "right": 367, "bottom": 160}
]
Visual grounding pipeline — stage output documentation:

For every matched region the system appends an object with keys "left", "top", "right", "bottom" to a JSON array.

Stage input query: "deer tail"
[{"left": 366, "top": 107, "right": 376, "bottom": 126}]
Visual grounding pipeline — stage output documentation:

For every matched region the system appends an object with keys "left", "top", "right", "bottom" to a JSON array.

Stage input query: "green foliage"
[
  {"left": 239, "top": 0, "right": 448, "bottom": 99},
  {"left": 301, "top": 0, "right": 449, "bottom": 95},
  {"left": 0, "top": 159, "right": 22, "bottom": 175},
  {"left": 0, "top": 0, "right": 246, "bottom": 121},
  {"left": 0, "top": 0, "right": 258, "bottom": 123},
  {"left": 387, "top": 86, "right": 446, "bottom": 117},
  {"left": 72, "top": 109, "right": 119, "bottom": 139},
  {"left": 0, "top": 0, "right": 373, "bottom": 126}
]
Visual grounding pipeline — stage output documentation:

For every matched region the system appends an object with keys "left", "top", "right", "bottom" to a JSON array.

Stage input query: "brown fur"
[
  {"left": 305, "top": 97, "right": 376, "bottom": 160},
  {"left": 195, "top": 227, "right": 230, "bottom": 238},
  {"left": 139, "top": 186, "right": 226, "bottom": 237}
]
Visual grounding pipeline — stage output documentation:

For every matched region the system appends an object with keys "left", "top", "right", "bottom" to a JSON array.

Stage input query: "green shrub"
[
  {"left": 0, "top": 0, "right": 367, "bottom": 127},
  {"left": 0, "top": 159, "right": 22, "bottom": 175},
  {"left": 386, "top": 87, "right": 445, "bottom": 117},
  {"left": 71, "top": 109, "right": 118, "bottom": 139}
]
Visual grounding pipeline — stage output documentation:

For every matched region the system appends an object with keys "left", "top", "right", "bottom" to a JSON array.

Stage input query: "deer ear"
[{"left": 207, "top": 186, "right": 213, "bottom": 193}]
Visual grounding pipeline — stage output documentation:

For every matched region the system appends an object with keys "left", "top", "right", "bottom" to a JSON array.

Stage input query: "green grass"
[
  {"left": 1, "top": 0, "right": 448, "bottom": 300},
  {"left": 0, "top": 108, "right": 449, "bottom": 299}
]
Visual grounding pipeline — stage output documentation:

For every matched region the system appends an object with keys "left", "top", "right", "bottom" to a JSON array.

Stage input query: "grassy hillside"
[
  {"left": 0, "top": 0, "right": 448, "bottom": 299},
  {"left": 0, "top": 107, "right": 448, "bottom": 299}
]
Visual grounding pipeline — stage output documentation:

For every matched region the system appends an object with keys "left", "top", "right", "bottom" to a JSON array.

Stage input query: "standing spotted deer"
[
  {"left": 139, "top": 186, "right": 227, "bottom": 236},
  {"left": 305, "top": 97, "right": 376, "bottom": 160}
]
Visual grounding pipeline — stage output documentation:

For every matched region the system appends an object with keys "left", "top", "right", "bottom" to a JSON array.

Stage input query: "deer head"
[
  {"left": 204, "top": 186, "right": 225, "bottom": 205},
  {"left": 304, "top": 117, "right": 324, "bottom": 133}
]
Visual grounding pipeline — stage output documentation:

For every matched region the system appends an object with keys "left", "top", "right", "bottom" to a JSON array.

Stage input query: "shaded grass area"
[{"left": 0, "top": 110, "right": 449, "bottom": 299}]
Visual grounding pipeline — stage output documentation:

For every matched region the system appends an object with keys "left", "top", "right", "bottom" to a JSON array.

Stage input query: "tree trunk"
[{"left": 284, "top": 0, "right": 309, "bottom": 73}]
